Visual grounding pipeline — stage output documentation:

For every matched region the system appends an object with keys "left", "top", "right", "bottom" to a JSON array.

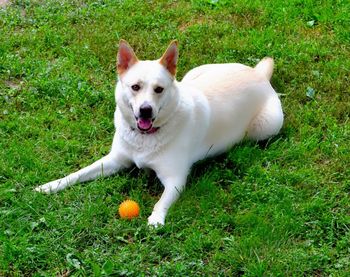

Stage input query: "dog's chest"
[
  {"left": 119, "top": 128, "right": 166, "bottom": 169},
  {"left": 130, "top": 144, "right": 164, "bottom": 170},
  {"left": 133, "top": 153, "right": 153, "bottom": 169}
]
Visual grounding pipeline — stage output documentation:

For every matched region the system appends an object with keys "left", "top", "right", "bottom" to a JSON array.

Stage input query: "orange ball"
[{"left": 118, "top": 200, "right": 140, "bottom": 219}]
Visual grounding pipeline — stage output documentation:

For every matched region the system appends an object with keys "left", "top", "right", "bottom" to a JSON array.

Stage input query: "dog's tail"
[{"left": 255, "top": 57, "right": 274, "bottom": 80}]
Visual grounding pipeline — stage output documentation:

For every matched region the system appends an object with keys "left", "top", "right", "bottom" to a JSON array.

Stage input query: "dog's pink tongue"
[{"left": 138, "top": 118, "right": 152, "bottom": 130}]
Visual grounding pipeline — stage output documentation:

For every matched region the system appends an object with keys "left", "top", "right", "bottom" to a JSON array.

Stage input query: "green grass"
[{"left": 1, "top": 0, "right": 349, "bottom": 275}]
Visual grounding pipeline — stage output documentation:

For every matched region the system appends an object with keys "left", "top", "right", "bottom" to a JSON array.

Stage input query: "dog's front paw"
[
  {"left": 34, "top": 179, "right": 65, "bottom": 194},
  {"left": 148, "top": 212, "right": 165, "bottom": 227}
]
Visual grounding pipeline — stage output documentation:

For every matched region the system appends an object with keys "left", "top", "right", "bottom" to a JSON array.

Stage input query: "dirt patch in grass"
[{"left": 0, "top": 0, "right": 10, "bottom": 8}]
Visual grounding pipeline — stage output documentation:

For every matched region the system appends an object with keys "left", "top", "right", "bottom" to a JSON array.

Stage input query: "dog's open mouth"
[
  {"left": 136, "top": 118, "right": 159, "bottom": 134},
  {"left": 137, "top": 118, "right": 153, "bottom": 131}
]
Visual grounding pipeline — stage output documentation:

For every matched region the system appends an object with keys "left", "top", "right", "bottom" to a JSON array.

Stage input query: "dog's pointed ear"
[
  {"left": 159, "top": 40, "right": 178, "bottom": 76},
  {"left": 117, "top": 39, "right": 138, "bottom": 75}
]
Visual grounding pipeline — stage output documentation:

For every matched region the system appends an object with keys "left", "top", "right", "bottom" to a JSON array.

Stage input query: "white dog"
[{"left": 35, "top": 40, "right": 283, "bottom": 226}]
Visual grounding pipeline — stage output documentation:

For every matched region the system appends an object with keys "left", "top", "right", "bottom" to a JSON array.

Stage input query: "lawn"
[{"left": 0, "top": 0, "right": 349, "bottom": 275}]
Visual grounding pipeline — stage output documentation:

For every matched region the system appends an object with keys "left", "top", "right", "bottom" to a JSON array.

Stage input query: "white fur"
[{"left": 35, "top": 42, "right": 283, "bottom": 226}]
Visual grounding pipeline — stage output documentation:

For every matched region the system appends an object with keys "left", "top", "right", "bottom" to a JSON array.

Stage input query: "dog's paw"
[
  {"left": 148, "top": 212, "right": 165, "bottom": 227},
  {"left": 34, "top": 179, "right": 65, "bottom": 194},
  {"left": 34, "top": 183, "right": 56, "bottom": 194}
]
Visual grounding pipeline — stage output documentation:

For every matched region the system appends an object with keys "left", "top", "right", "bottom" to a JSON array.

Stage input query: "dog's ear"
[
  {"left": 159, "top": 40, "right": 178, "bottom": 76},
  {"left": 117, "top": 40, "right": 138, "bottom": 75}
]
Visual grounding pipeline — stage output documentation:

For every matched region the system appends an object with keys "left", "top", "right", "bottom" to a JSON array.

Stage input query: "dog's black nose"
[{"left": 139, "top": 103, "right": 153, "bottom": 119}]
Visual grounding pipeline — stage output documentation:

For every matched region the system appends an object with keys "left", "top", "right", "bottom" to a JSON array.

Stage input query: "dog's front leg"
[
  {"left": 148, "top": 172, "right": 188, "bottom": 226},
  {"left": 35, "top": 152, "right": 130, "bottom": 194}
]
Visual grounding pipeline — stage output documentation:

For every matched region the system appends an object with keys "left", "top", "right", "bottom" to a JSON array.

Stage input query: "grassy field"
[{"left": 1, "top": 0, "right": 349, "bottom": 275}]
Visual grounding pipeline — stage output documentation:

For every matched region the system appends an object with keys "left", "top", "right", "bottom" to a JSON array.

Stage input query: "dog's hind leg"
[
  {"left": 247, "top": 93, "right": 284, "bottom": 141},
  {"left": 35, "top": 152, "right": 131, "bottom": 194}
]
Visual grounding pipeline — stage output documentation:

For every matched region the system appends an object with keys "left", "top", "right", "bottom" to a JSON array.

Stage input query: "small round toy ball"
[{"left": 118, "top": 200, "right": 140, "bottom": 219}]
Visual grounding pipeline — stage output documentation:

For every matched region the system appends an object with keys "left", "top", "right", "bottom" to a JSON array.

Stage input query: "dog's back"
[{"left": 182, "top": 59, "right": 283, "bottom": 157}]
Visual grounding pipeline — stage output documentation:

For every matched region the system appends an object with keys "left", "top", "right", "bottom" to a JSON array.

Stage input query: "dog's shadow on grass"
[
  {"left": 124, "top": 134, "right": 284, "bottom": 196},
  {"left": 114, "top": 134, "right": 285, "bottom": 197},
  {"left": 189, "top": 136, "right": 283, "bottom": 183},
  {"left": 115, "top": 153, "right": 237, "bottom": 197}
]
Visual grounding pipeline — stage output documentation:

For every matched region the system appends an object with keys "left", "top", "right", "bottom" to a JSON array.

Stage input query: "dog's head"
[{"left": 116, "top": 40, "right": 179, "bottom": 133}]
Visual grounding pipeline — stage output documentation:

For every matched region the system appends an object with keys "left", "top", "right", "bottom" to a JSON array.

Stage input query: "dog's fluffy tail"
[{"left": 255, "top": 57, "right": 274, "bottom": 80}]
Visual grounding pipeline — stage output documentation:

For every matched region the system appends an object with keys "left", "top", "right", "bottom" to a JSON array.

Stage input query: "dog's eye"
[
  {"left": 154, "top": 86, "right": 164, "bottom": 94},
  {"left": 131, "top": 84, "right": 140, "bottom": 91}
]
